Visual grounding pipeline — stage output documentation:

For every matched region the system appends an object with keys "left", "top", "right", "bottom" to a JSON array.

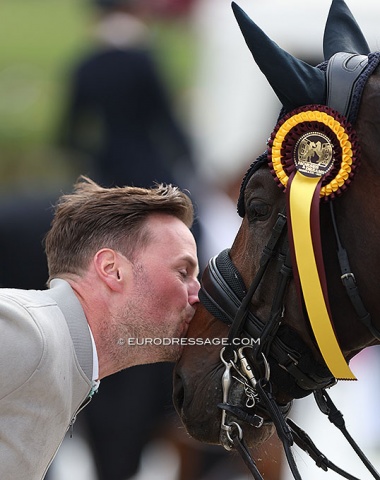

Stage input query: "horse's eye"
[{"left": 247, "top": 201, "right": 271, "bottom": 221}]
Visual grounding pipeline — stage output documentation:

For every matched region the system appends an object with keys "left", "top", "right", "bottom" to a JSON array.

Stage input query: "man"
[{"left": 0, "top": 177, "right": 200, "bottom": 480}]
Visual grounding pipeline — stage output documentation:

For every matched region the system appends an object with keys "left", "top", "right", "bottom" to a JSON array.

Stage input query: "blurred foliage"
[
  {"left": 0, "top": 0, "right": 195, "bottom": 190},
  {"left": 152, "top": 19, "right": 196, "bottom": 99}
]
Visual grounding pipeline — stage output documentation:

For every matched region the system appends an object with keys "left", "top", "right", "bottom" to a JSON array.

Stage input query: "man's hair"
[{"left": 44, "top": 176, "right": 194, "bottom": 279}]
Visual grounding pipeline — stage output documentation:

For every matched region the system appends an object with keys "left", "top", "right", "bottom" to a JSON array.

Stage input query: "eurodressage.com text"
[{"left": 127, "top": 338, "right": 259, "bottom": 347}]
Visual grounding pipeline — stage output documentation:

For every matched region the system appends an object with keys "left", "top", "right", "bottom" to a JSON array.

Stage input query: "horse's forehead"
[{"left": 244, "top": 166, "right": 282, "bottom": 200}]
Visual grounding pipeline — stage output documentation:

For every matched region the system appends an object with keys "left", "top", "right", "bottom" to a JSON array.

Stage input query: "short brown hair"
[{"left": 44, "top": 177, "right": 194, "bottom": 279}]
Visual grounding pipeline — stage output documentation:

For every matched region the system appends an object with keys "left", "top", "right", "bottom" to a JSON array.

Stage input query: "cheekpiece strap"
[{"left": 326, "top": 52, "right": 368, "bottom": 117}]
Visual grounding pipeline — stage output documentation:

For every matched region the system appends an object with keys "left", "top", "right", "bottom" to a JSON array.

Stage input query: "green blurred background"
[{"left": 0, "top": 0, "right": 194, "bottom": 191}]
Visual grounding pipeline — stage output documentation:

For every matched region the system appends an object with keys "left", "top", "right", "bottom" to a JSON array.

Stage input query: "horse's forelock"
[{"left": 237, "top": 152, "right": 268, "bottom": 218}]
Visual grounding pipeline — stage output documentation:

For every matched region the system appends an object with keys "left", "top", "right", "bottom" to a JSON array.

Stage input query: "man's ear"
[{"left": 93, "top": 248, "right": 129, "bottom": 293}]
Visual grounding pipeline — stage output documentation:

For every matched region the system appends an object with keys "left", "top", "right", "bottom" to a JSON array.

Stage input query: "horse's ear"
[
  {"left": 323, "top": 0, "right": 370, "bottom": 60},
  {"left": 231, "top": 2, "right": 326, "bottom": 112}
]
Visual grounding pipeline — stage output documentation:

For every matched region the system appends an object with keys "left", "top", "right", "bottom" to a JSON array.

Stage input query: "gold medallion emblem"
[
  {"left": 294, "top": 132, "right": 334, "bottom": 178},
  {"left": 268, "top": 105, "right": 359, "bottom": 199}
]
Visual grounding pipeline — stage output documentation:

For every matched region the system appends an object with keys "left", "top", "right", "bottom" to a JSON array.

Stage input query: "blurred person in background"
[
  {"left": 55, "top": 1, "right": 209, "bottom": 479},
  {"left": 59, "top": 0, "right": 195, "bottom": 191}
]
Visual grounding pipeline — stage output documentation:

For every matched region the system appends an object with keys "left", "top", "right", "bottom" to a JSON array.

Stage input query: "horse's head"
[{"left": 174, "top": 0, "right": 380, "bottom": 454}]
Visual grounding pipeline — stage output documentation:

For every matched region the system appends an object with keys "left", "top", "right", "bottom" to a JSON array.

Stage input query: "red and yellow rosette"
[{"left": 267, "top": 105, "right": 360, "bottom": 380}]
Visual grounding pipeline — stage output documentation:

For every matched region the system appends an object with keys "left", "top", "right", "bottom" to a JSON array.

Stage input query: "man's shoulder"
[
  {"left": 0, "top": 287, "right": 69, "bottom": 399},
  {"left": 0, "top": 288, "right": 57, "bottom": 328},
  {"left": 0, "top": 287, "right": 53, "bottom": 306}
]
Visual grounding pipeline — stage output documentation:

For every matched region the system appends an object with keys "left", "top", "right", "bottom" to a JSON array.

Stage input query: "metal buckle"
[{"left": 341, "top": 272, "right": 356, "bottom": 284}]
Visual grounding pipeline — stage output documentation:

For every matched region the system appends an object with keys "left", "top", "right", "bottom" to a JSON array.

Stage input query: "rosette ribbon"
[{"left": 268, "top": 106, "right": 359, "bottom": 380}]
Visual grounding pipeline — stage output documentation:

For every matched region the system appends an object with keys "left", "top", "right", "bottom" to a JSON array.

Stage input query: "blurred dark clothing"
[
  {"left": 60, "top": 12, "right": 194, "bottom": 189},
  {"left": 85, "top": 364, "right": 175, "bottom": 479},
  {"left": 0, "top": 191, "right": 52, "bottom": 290}
]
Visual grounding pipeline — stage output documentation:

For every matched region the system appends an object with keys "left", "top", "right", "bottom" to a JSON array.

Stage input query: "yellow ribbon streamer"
[{"left": 289, "top": 171, "right": 356, "bottom": 380}]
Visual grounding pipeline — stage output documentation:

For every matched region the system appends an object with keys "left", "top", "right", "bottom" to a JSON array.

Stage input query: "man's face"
[{"left": 119, "top": 214, "right": 200, "bottom": 363}]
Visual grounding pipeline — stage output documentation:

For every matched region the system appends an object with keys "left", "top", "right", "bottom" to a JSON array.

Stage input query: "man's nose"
[{"left": 189, "top": 278, "right": 200, "bottom": 305}]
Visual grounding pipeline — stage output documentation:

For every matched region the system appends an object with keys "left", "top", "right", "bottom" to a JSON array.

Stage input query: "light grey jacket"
[{"left": 0, "top": 279, "right": 93, "bottom": 480}]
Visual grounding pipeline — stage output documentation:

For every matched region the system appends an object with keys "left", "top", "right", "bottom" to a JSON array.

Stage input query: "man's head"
[
  {"left": 45, "top": 177, "right": 199, "bottom": 376},
  {"left": 45, "top": 176, "right": 194, "bottom": 281}
]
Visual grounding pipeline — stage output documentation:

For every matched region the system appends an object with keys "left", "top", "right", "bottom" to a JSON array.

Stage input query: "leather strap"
[
  {"left": 199, "top": 249, "right": 335, "bottom": 391},
  {"left": 326, "top": 52, "right": 368, "bottom": 117}
]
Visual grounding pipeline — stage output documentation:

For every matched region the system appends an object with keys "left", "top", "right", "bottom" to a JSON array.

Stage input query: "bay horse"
[{"left": 174, "top": 1, "right": 380, "bottom": 478}]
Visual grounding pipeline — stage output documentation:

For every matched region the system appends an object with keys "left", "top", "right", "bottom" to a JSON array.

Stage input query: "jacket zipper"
[{"left": 42, "top": 394, "right": 92, "bottom": 478}]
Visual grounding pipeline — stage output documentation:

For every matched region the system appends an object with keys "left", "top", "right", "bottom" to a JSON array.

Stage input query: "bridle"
[
  {"left": 200, "top": 213, "right": 336, "bottom": 396},
  {"left": 200, "top": 209, "right": 380, "bottom": 479},
  {"left": 198, "top": 53, "right": 380, "bottom": 479}
]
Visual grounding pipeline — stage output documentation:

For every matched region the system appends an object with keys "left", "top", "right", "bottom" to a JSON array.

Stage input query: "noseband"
[{"left": 197, "top": 53, "right": 380, "bottom": 480}]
